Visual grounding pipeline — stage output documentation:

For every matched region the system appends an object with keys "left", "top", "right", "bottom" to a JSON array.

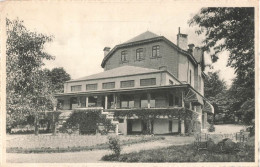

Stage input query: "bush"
[
  {"left": 108, "top": 136, "right": 121, "bottom": 157},
  {"left": 218, "top": 138, "right": 236, "bottom": 153},
  {"left": 208, "top": 124, "right": 215, "bottom": 132}
]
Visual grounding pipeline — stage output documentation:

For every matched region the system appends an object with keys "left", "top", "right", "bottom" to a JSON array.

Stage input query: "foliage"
[
  {"left": 6, "top": 18, "right": 55, "bottom": 134},
  {"left": 189, "top": 8, "right": 255, "bottom": 125},
  {"left": 62, "top": 109, "right": 115, "bottom": 134},
  {"left": 102, "top": 139, "right": 255, "bottom": 162},
  {"left": 44, "top": 67, "right": 71, "bottom": 93},
  {"left": 108, "top": 136, "right": 121, "bottom": 157},
  {"left": 204, "top": 71, "right": 227, "bottom": 98},
  {"left": 208, "top": 124, "right": 215, "bottom": 132}
]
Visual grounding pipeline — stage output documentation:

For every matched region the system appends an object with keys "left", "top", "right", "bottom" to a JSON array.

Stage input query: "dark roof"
[
  {"left": 68, "top": 66, "right": 163, "bottom": 82},
  {"left": 123, "top": 31, "right": 159, "bottom": 44}
]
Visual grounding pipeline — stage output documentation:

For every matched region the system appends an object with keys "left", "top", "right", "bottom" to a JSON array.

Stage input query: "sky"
[{"left": 3, "top": 0, "right": 247, "bottom": 86}]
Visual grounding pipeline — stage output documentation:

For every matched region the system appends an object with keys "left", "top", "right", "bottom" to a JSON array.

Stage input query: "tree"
[
  {"left": 45, "top": 67, "right": 71, "bottom": 93},
  {"left": 204, "top": 71, "right": 228, "bottom": 123},
  {"left": 189, "top": 8, "right": 255, "bottom": 124},
  {"left": 6, "top": 18, "right": 54, "bottom": 135},
  {"left": 189, "top": 8, "right": 254, "bottom": 99},
  {"left": 204, "top": 71, "right": 227, "bottom": 99}
]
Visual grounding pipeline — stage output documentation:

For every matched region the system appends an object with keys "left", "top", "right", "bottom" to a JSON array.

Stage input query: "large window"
[
  {"left": 140, "top": 78, "right": 156, "bottom": 86},
  {"left": 120, "top": 95, "right": 134, "bottom": 108},
  {"left": 136, "top": 48, "right": 144, "bottom": 60},
  {"left": 102, "top": 82, "right": 115, "bottom": 89},
  {"left": 71, "top": 85, "right": 82, "bottom": 92},
  {"left": 152, "top": 45, "right": 160, "bottom": 58},
  {"left": 120, "top": 80, "right": 135, "bottom": 88},
  {"left": 86, "top": 83, "right": 97, "bottom": 90},
  {"left": 121, "top": 50, "right": 128, "bottom": 62},
  {"left": 140, "top": 94, "right": 155, "bottom": 108}
]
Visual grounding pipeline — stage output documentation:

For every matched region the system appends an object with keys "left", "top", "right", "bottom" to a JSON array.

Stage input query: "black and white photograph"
[{"left": 0, "top": 0, "right": 258, "bottom": 166}]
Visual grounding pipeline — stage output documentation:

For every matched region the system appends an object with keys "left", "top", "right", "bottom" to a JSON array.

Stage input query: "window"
[
  {"left": 86, "top": 83, "right": 97, "bottom": 90},
  {"left": 88, "top": 96, "right": 97, "bottom": 107},
  {"left": 140, "top": 94, "right": 155, "bottom": 108},
  {"left": 140, "top": 78, "right": 156, "bottom": 86},
  {"left": 102, "top": 82, "right": 115, "bottom": 89},
  {"left": 136, "top": 48, "right": 144, "bottom": 60},
  {"left": 120, "top": 80, "right": 135, "bottom": 88},
  {"left": 169, "top": 94, "right": 174, "bottom": 106},
  {"left": 71, "top": 85, "right": 82, "bottom": 92},
  {"left": 169, "top": 80, "right": 174, "bottom": 85},
  {"left": 120, "top": 95, "right": 134, "bottom": 108},
  {"left": 121, "top": 51, "right": 128, "bottom": 62},
  {"left": 175, "top": 96, "right": 180, "bottom": 106},
  {"left": 152, "top": 45, "right": 160, "bottom": 58}
]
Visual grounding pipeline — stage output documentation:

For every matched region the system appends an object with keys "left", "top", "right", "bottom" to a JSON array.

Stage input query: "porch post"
[
  {"left": 105, "top": 95, "right": 108, "bottom": 109},
  {"left": 113, "top": 94, "right": 117, "bottom": 109},
  {"left": 147, "top": 92, "right": 151, "bottom": 108},
  {"left": 115, "top": 123, "right": 119, "bottom": 135},
  {"left": 86, "top": 96, "right": 89, "bottom": 108},
  {"left": 181, "top": 120, "right": 185, "bottom": 135},
  {"left": 181, "top": 91, "right": 184, "bottom": 107}
]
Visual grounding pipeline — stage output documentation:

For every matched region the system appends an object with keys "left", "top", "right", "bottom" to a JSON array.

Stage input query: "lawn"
[
  {"left": 102, "top": 136, "right": 255, "bottom": 162},
  {"left": 6, "top": 134, "right": 164, "bottom": 153}
]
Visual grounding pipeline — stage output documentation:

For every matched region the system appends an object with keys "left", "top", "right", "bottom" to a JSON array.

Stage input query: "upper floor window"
[
  {"left": 102, "top": 82, "right": 115, "bottom": 89},
  {"left": 152, "top": 45, "right": 160, "bottom": 58},
  {"left": 86, "top": 83, "right": 98, "bottom": 90},
  {"left": 136, "top": 48, "right": 144, "bottom": 60},
  {"left": 120, "top": 80, "right": 135, "bottom": 88},
  {"left": 121, "top": 51, "right": 128, "bottom": 62},
  {"left": 140, "top": 78, "right": 156, "bottom": 86},
  {"left": 71, "top": 85, "right": 82, "bottom": 92}
]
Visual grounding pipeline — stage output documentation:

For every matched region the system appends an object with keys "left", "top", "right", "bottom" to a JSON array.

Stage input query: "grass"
[
  {"left": 102, "top": 137, "right": 255, "bottom": 162},
  {"left": 7, "top": 135, "right": 164, "bottom": 153}
]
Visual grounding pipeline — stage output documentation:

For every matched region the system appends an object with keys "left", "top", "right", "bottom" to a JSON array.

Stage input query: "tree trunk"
[
  {"left": 34, "top": 113, "right": 39, "bottom": 135},
  {"left": 52, "top": 112, "right": 56, "bottom": 135}
]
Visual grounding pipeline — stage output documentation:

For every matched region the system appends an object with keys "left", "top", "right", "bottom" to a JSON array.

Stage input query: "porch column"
[
  {"left": 86, "top": 97, "right": 89, "bottom": 108},
  {"left": 77, "top": 97, "right": 81, "bottom": 108},
  {"left": 147, "top": 93, "right": 151, "bottom": 108},
  {"left": 181, "top": 91, "right": 184, "bottom": 107},
  {"left": 115, "top": 123, "right": 119, "bottom": 135},
  {"left": 113, "top": 94, "right": 117, "bottom": 109},
  {"left": 105, "top": 95, "right": 108, "bottom": 109},
  {"left": 189, "top": 102, "right": 192, "bottom": 110},
  {"left": 181, "top": 120, "right": 185, "bottom": 134}
]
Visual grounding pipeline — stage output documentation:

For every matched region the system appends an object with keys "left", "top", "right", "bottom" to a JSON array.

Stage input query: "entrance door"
[{"left": 127, "top": 120, "right": 132, "bottom": 134}]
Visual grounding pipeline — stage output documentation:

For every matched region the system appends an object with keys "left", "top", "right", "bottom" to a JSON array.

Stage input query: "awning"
[
  {"left": 203, "top": 101, "right": 214, "bottom": 114},
  {"left": 184, "top": 89, "right": 204, "bottom": 105}
]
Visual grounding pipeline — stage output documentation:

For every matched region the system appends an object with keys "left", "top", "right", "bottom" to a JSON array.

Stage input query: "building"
[{"left": 55, "top": 29, "right": 214, "bottom": 135}]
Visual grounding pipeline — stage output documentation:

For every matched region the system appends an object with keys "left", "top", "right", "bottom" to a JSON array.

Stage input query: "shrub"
[
  {"left": 208, "top": 124, "right": 215, "bottom": 132},
  {"left": 218, "top": 138, "right": 236, "bottom": 153},
  {"left": 108, "top": 136, "right": 121, "bottom": 157}
]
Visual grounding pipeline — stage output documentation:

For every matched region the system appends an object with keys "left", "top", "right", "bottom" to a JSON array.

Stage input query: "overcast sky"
[{"left": 4, "top": 1, "right": 243, "bottom": 86}]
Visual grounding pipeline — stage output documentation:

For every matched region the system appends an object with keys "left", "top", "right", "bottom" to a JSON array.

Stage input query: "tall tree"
[
  {"left": 189, "top": 8, "right": 255, "bottom": 100},
  {"left": 189, "top": 8, "right": 255, "bottom": 124},
  {"left": 6, "top": 18, "right": 54, "bottom": 134}
]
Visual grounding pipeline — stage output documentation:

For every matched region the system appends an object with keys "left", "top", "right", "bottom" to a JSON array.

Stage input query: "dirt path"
[{"left": 6, "top": 136, "right": 195, "bottom": 163}]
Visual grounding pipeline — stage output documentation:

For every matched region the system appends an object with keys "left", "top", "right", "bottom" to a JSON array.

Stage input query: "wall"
[
  {"left": 64, "top": 71, "right": 180, "bottom": 93},
  {"left": 104, "top": 41, "right": 179, "bottom": 77}
]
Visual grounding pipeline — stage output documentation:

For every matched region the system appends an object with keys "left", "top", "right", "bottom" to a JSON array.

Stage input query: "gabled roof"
[
  {"left": 123, "top": 31, "right": 159, "bottom": 44},
  {"left": 67, "top": 66, "right": 163, "bottom": 82},
  {"left": 101, "top": 31, "right": 198, "bottom": 68}
]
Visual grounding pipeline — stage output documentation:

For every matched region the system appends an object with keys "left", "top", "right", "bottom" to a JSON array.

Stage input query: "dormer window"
[
  {"left": 152, "top": 45, "right": 160, "bottom": 58},
  {"left": 136, "top": 48, "right": 144, "bottom": 60},
  {"left": 121, "top": 50, "right": 128, "bottom": 62}
]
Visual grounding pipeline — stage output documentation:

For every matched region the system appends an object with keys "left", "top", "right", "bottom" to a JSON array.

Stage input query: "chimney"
[
  {"left": 177, "top": 27, "right": 188, "bottom": 50},
  {"left": 103, "top": 47, "right": 111, "bottom": 57},
  {"left": 188, "top": 44, "right": 195, "bottom": 53}
]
